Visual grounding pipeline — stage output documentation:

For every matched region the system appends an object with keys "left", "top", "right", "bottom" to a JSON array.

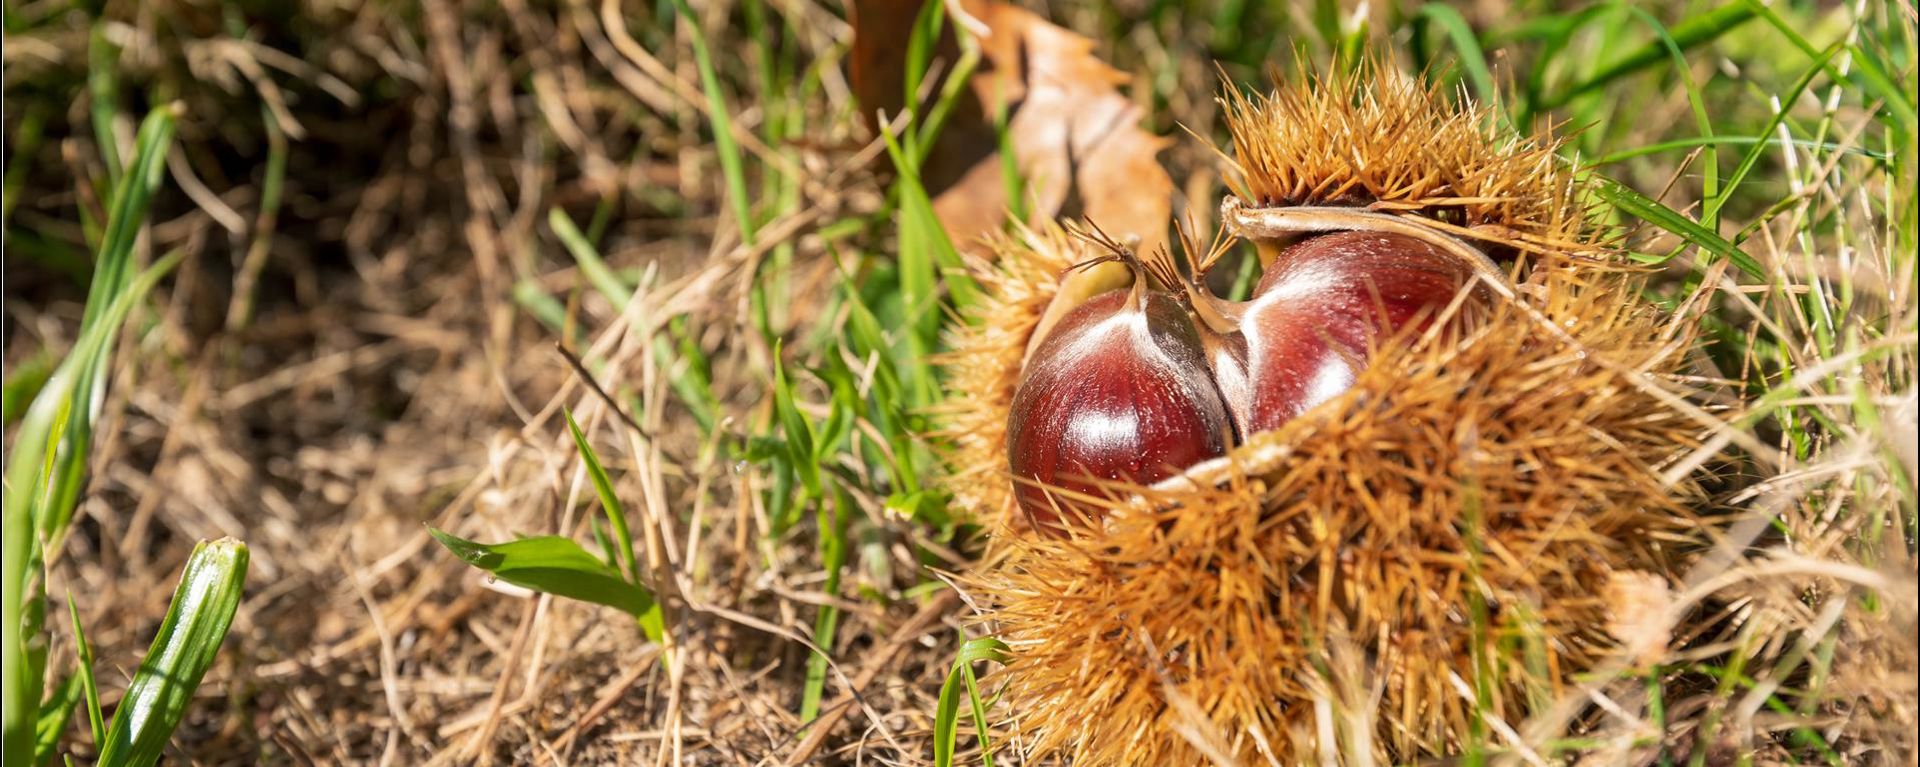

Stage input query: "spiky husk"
[
  {"left": 939, "top": 67, "right": 1727, "bottom": 762},
  {"left": 966, "top": 252, "right": 1713, "bottom": 762},
  {"left": 1224, "top": 62, "right": 1599, "bottom": 259}
]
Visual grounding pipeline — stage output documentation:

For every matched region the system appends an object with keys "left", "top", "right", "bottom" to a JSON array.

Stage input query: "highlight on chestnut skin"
[{"left": 1004, "top": 286, "right": 1233, "bottom": 530}]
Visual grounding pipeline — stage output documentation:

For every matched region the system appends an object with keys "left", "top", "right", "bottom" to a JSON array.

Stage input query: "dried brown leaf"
[{"left": 849, "top": 0, "right": 1172, "bottom": 256}]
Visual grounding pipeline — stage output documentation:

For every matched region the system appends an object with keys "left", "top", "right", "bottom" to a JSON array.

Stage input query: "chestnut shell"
[
  {"left": 1006, "top": 289, "right": 1233, "bottom": 528},
  {"left": 1239, "top": 230, "right": 1473, "bottom": 434}
]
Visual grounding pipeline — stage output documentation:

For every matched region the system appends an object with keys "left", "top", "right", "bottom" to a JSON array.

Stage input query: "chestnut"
[
  {"left": 1236, "top": 230, "right": 1473, "bottom": 433},
  {"left": 1006, "top": 280, "right": 1234, "bottom": 529}
]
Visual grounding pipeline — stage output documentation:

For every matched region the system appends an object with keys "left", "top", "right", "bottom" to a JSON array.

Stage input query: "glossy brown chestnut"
[
  {"left": 1237, "top": 230, "right": 1473, "bottom": 434},
  {"left": 1006, "top": 286, "right": 1233, "bottom": 529}
]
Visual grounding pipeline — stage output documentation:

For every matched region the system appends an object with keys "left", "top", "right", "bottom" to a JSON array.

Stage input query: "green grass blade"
[
  {"left": 2, "top": 101, "right": 48, "bottom": 229},
  {"left": 800, "top": 485, "right": 851, "bottom": 722},
  {"left": 813, "top": 367, "right": 858, "bottom": 461},
  {"left": 902, "top": 0, "right": 946, "bottom": 128},
  {"left": 84, "top": 107, "right": 175, "bottom": 334},
  {"left": 1617, "top": 4, "right": 1721, "bottom": 222},
  {"left": 32, "top": 110, "right": 179, "bottom": 544},
  {"left": 31, "top": 674, "right": 79, "bottom": 767},
  {"left": 933, "top": 636, "right": 1008, "bottom": 767},
  {"left": 1594, "top": 177, "right": 1764, "bottom": 279},
  {"left": 86, "top": 25, "right": 123, "bottom": 188},
  {"left": 64, "top": 596, "right": 105, "bottom": 750},
  {"left": 3, "top": 354, "right": 54, "bottom": 426},
  {"left": 1590, "top": 135, "right": 1890, "bottom": 165},
  {"left": 1415, "top": 4, "right": 1497, "bottom": 105},
  {"left": 563, "top": 409, "right": 638, "bottom": 583},
  {"left": 1702, "top": 47, "right": 1836, "bottom": 223},
  {"left": 1845, "top": 41, "right": 1916, "bottom": 135},
  {"left": 428, "top": 528, "right": 663, "bottom": 638},
  {"left": 1739, "top": 0, "right": 1917, "bottom": 135},
  {"left": 511, "top": 279, "right": 571, "bottom": 336},
  {"left": 771, "top": 341, "right": 822, "bottom": 504},
  {"left": 94, "top": 538, "right": 247, "bottom": 767},
  {"left": 1541, "top": 2, "right": 1756, "bottom": 110},
  {"left": 4, "top": 250, "right": 183, "bottom": 766},
  {"left": 550, "top": 208, "right": 634, "bottom": 308},
  {"left": 654, "top": 317, "right": 719, "bottom": 434},
  {"left": 664, "top": 0, "right": 756, "bottom": 245}
]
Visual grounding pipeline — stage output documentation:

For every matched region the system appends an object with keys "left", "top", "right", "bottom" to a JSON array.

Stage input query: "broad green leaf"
[
  {"left": 95, "top": 538, "right": 248, "bottom": 767},
  {"left": 428, "top": 529, "right": 662, "bottom": 635}
]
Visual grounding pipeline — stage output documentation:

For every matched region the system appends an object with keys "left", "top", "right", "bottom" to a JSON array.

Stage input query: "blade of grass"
[
  {"left": 879, "top": 123, "right": 977, "bottom": 420},
  {"left": 41, "top": 109, "right": 177, "bottom": 545},
  {"left": 224, "top": 104, "right": 290, "bottom": 332},
  {"left": 1, "top": 101, "right": 47, "bottom": 229},
  {"left": 839, "top": 276, "right": 921, "bottom": 494},
  {"left": 664, "top": 0, "right": 756, "bottom": 246},
  {"left": 1414, "top": 4, "right": 1497, "bottom": 106},
  {"left": 1538, "top": 2, "right": 1756, "bottom": 110},
  {"left": 3, "top": 354, "right": 54, "bottom": 426},
  {"left": 933, "top": 636, "right": 1008, "bottom": 767},
  {"left": 86, "top": 25, "right": 123, "bottom": 188},
  {"left": 1595, "top": 177, "right": 1764, "bottom": 279},
  {"left": 94, "top": 538, "right": 248, "bottom": 767},
  {"left": 550, "top": 207, "right": 634, "bottom": 309},
  {"left": 993, "top": 90, "right": 1027, "bottom": 223},
  {"left": 30, "top": 674, "right": 78, "bottom": 767},
  {"left": 799, "top": 485, "right": 852, "bottom": 722},
  {"left": 771, "top": 340, "right": 822, "bottom": 506},
  {"left": 1611, "top": 4, "right": 1721, "bottom": 225},
  {"left": 64, "top": 597, "right": 105, "bottom": 751},
  {"left": 651, "top": 318, "right": 719, "bottom": 434},
  {"left": 564, "top": 409, "right": 638, "bottom": 583},
  {"left": 1591, "top": 135, "right": 1890, "bottom": 165},
  {"left": 428, "top": 528, "right": 661, "bottom": 635},
  {"left": 3, "top": 249, "right": 184, "bottom": 766},
  {"left": 1702, "top": 46, "right": 1837, "bottom": 224},
  {"left": 902, "top": 0, "right": 946, "bottom": 124},
  {"left": 1739, "top": 0, "right": 1917, "bottom": 135},
  {"left": 909, "top": 0, "right": 983, "bottom": 171},
  {"left": 511, "top": 279, "right": 571, "bottom": 337}
]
